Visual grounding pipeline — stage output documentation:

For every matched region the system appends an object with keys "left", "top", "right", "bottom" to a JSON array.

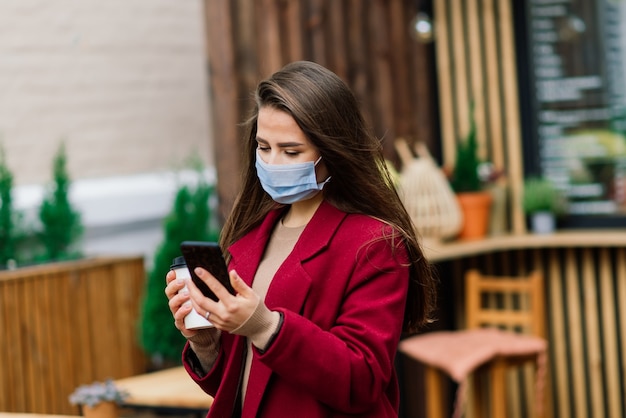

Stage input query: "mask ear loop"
[{"left": 313, "top": 156, "right": 331, "bottom": 185}]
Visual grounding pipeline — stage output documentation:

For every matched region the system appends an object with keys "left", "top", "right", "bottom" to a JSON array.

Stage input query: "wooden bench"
[{"left": 114, "top": 366, "right": 213, "bottom": 416}]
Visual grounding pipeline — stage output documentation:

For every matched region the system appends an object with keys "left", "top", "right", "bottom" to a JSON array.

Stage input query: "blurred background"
[
  {"left": 1, "top": 0, "right": 212, "bottom": 264},
  {"left": 2, "top": 1, "right": 626, "bottom": 417},
  {"left": 3, "top": 0, "right": 626, "bottom": 264}
]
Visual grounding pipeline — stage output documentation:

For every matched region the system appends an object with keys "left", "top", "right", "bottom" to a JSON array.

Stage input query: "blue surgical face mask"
[{"left": 255, "top": 150, "right": 331, "bottom": 204}]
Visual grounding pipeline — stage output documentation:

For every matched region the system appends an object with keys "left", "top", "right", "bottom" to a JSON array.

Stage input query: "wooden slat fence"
[
  {"left": 0, "top": 257, "right": 149, "bottom": 415},
  {"left": 442, "top": 246, "right": 626, "bottom": 418}
]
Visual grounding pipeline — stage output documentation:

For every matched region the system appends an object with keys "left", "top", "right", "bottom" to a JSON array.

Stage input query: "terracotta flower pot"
[
  {"left": 456, "top": 191, "right": 493, "bottom": 240},
  {"left": 82, "top": 402, "right": 118, "bottom": 418}
]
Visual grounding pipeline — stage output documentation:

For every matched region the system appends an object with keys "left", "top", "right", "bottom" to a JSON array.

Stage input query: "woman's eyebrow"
[
  {"left": 277, "top": 142, "right": 305, "bottom": 147},
  {"left": 255, "top": 137, "right": 305, "bottom": 147}
]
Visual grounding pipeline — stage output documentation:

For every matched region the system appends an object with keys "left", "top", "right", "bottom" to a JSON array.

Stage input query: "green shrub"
[
  {"left": 0, "top": 145, "right": 19, "bottom": 267},
  {"left": 451, "top": 106, "right": 482, "bottom": 193},
  {"left": 522, "top": 177, "right": 566, "bottom": 214},
  {"left": 139, "top": 164, "right": 220, "bottom": 365},
  {"left": 37, "top": 143, "right": 83, "bottom": 262}
]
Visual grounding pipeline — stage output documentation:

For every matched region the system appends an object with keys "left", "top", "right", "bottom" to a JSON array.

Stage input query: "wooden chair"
[{"left": 398, "top": 269, "right": 548, "bottom": 418}]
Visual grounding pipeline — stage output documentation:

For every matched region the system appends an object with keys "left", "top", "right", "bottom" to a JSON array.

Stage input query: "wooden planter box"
[{"left": 0, "top": 256, "right": 149, "bottom": 415}]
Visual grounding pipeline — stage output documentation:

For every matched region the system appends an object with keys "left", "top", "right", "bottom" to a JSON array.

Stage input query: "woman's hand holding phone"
[
  {"left": 180, "top": 241, "right": 235, "bottom": 301},
  {"left": 186, "top": 266, "right": 262, "bottom": 334},
  {"left": 180, "top": 241, "right": 264, "bottom": 334}
]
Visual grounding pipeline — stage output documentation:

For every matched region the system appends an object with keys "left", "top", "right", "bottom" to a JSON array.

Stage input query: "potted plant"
[
  {"left": 69, "top": 379, "right": 129, "bottom": 418},
  {"left": 450, "top": 107, "right": 493, "bottom": 240},
  {"left": 522, "top": 176, "right": 565, "bottom": 234}
]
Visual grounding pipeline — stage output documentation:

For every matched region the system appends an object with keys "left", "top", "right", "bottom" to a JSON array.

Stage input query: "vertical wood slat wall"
[
  {"left": 433, "top": 0, "right": 526, "bottom": 234},
  {"left": 203, "top": 0, "right": 439, "bottom": 219},
  {"left": 0, "top": 257, "right": 149, "bottom": 415},
  {"left": 447, "top": 247, "right": 626, "bottom": 418}
]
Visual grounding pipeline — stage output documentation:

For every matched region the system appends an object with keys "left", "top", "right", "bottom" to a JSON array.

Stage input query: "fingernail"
[
  {"left": 183, "top": 301, "right": 191, "bottom": 308},
  {"left": 194, "top": 267, "right": 203, "bottom": 276}
]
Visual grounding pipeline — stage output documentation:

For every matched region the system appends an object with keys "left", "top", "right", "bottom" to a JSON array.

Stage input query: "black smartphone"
[{"left": 180, "top": 241, "right": 235, "bottom": 301}]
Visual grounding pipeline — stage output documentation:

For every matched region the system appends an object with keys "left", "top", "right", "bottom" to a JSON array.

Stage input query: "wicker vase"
[
  {"left": 395, "top": 139, "right": 463, "bottom": 241},
  {"left": 82, "top": 402, "right": 118, "bottom": 418}
]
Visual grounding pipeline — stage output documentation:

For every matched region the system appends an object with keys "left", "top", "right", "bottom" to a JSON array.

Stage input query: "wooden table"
[
  {"left": 422, "top": 229, "right": 626, "bottom": 262},
  {"left": 0, "top": 415, "right": 78, "bottom": 417},
  {"left": 114, "top": 366, "right": 213, "bottom": 415}
]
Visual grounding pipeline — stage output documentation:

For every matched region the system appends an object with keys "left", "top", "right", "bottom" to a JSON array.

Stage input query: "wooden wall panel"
[
  {"left": 203, "top": 0, "right": 439, "bottom": 219},
  {"left": 204, "top": 0, "right": 241, "bottom": 221},
  {"left": 433, "top": 0, "right": 525, "bottom": 234}
]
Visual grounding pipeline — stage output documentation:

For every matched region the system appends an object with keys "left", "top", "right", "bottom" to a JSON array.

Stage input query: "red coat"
[{"left": 183, "top": 201, "right": 410, "bottom": 417}]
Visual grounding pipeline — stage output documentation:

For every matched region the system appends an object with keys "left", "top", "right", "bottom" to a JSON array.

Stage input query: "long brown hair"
[{"left": 220, "top": 61, "right": 435, "bottom": 332}]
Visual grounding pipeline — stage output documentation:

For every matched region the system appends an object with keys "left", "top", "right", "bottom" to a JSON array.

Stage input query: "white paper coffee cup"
[{"left": 171, "top": 256, "right": 213, "bottom": 329}]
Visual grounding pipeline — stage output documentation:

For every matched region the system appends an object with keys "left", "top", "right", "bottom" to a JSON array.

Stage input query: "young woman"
[{"left": 165, "top": 61, "right": 436, "bottom": 417}]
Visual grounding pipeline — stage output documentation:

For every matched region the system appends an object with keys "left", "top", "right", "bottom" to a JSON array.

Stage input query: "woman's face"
[{"left": 255, "top": 107, "right": 329, "bottom": 181}]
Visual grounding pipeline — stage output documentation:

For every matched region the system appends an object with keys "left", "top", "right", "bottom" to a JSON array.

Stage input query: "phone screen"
[{"left": 180, "top": 241, "right": 234, "bottom": 301}]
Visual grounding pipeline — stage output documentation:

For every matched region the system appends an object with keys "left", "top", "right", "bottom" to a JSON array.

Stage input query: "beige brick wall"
[{"left": 0, "top": 0, "right": 212, "bottom": 186}]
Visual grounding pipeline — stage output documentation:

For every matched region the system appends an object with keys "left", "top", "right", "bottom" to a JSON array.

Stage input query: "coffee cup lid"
[{"left": 170, "top": 256, "right": 186, "bottom": 270}]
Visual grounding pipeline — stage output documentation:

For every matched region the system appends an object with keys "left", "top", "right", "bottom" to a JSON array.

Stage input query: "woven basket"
[{"left": 395, "top": 138, "right": 462, "bottom": 241}]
